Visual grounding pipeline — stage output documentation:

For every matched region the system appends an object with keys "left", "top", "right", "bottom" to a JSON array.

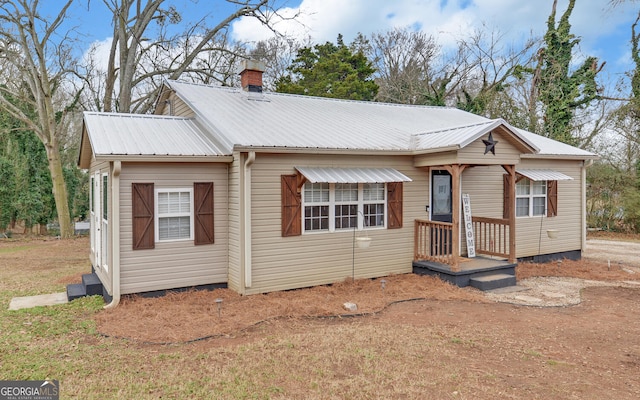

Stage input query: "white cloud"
[{"left": 231, "top": 0, "right": 639, "bottom": 74}]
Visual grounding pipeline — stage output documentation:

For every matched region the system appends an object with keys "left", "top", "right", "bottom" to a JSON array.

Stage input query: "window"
[
  {"left": 363, "top": 183, "right": 385, "bottom": 228},
  {"left": 303, "top": 182, "right": 386, "bottom": 233},
  {"left": 102, "top": 175, "right": 108, "bottom": 220},
  {"left": 155, "top": 188, "right": 193, "bottom": 241},
  {"left": 516, "top": 178, "right": 547, "bottom": 217},
  {"left": 303, "top": 183, "right": 329, "bottom": 231}
]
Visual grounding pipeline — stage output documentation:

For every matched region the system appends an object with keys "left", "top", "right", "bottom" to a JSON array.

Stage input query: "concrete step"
[
  {"left": 82, "top": 273, "right": 103, "bottom": 296},
  {"left": 66, "top": 283, "right": 86, "bottom": 301},
  {"left": 469, "top": 273, "right": 516, "bottom": 291}
]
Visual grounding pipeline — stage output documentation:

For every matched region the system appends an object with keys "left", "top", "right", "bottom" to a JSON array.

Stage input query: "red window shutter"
[
  {"left": 194, "top": 182, "right": 215, "bottom": 245},
  {"left": 503, "top": 174, "right": 511, "bottom": 219},
  {"left": 132, "top": 183, "right": 154, "bottom": 250},
  {"left": 547, "top": 180, "right": 558, "bottom": 217},
  {"left": 387, "top": 182, "right": 403, "bottom": 229},
  {"left": 281, "top": 174, "right": 302, "bottom": 237}
]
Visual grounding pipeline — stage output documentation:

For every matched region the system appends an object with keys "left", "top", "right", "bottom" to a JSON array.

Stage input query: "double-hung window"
[
  {"left": 515, "top": 178, "right": 547, "bottom": 217},
  {"left": 303, "top": 182, "right": 386, "bottom": 232},
  {"left": 156, "top": 188, "right": 193, "bottom": 241}
]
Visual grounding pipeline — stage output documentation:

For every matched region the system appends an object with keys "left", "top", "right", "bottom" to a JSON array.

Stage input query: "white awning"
[
  {"left": 296, "top": 167, "right": 413, "bottom": 183},
  {"left": 517, "top": 169, "right": 573, "bottom": 181}
]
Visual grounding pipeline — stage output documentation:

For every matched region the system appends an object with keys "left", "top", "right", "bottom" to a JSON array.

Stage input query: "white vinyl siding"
[
  {"left": 119, "top": 162, "right": 228, "bottom": 295},
  {"left": 245, "top": 153, "right": 423, "bottom": 295},
  {"left": 461, "top": 159, "right": 583, "bottom": 259}
]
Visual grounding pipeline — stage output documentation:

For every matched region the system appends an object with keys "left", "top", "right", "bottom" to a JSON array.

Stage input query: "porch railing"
[
  {"left": 472, "top": 216, "right": 510, "bottom": 259},
  {"left": 414, "top": 219, "right": 454, "bottom": 265}
]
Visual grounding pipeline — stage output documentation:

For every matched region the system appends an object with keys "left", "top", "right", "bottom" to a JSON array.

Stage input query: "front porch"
[{"left": 413, "top": 216, "right": 517, "bottom": 290}]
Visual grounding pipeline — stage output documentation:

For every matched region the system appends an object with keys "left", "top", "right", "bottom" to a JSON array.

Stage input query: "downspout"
[
  {"left": 243, "top": 151, "right": 256, "bottom": 289},
  {"left": 104, "top": 161, "right": 121, "bottom": 309},
  {"left": 581, "top": 159, "right": 594, "bottom": 253}
]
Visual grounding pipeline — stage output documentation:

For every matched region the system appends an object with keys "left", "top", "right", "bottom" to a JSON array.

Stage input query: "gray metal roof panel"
[
  {"left": 159, "top": 80, "right": 597, "bottom": 159},
  {"left": 296, "top": 167, "right": 413, "bottom": 183},
  {"left": 83, "top": 112, "right": 226, "bottom": 157},
  {"left": 166, "top": 80, "right": 488, "bottom": 152},
  {"left": 514, "top": 128, "right": 597, "bottom": 157}
]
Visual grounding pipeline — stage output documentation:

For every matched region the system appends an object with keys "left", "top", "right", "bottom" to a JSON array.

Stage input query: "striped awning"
[
  {"left": 295, "top": 167, "right": 412, "bottom": 183},
  {"left": 516, "top": 169, "right": 573, "bottom": 181}
]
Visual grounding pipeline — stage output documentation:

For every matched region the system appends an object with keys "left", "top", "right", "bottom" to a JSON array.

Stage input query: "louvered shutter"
[
  {"left": 132, "top": 183, "right": 154, "bottom": 250},
  {"left": 387, "top": 182, "right": 403, "bottom": 229},
  {"left": 194, "top": 182, "right": 214, "bottom": 245},
  {"left": 547, "top": 180, "right": 558, "bottom": 217},
  {"left": 503, "top": 174, "right": 511, "bottom": 219},
  {"left": 281, "top": 174, "right": 302, "bottom": 237}
]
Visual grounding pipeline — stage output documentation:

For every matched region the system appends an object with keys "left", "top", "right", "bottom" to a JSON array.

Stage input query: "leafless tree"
[
  {"left": 369, "top": 27, "right": 448, "bottom": 105},
  {"left": 0, "top": 0, "right": 78, "bottom": 238},
  {"left": 83, "top": 0, "right": 296, "bottom": 113}
]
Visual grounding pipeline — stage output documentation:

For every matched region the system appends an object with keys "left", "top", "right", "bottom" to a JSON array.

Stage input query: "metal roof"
[
  {"left": 165, "top": 80, "right": 596, "bottom": 159},
  {"left": 411, "top": 119, "right": 539, "bottom": 152},
  {"left": 296, "top": 167, "right": 413, "bottom": 184},
  {"left": 516, "top": 169, "right": 574, "bottom": 181},
  {"left": 83, "top": 112, "right": 226, "bottom": 157},
  {"left": 514, "top": 128, "right": 596, "bottom": 158},
  {"left": 80, "top": 80, "right": 598, "bottom": 165},
  {"left": 166, "top": 80, "right": 490, "bottom": 154}
]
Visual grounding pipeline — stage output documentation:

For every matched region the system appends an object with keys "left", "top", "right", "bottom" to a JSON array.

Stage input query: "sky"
[{"left": 56, "top": 0, "right": 640, "bottom": 83}]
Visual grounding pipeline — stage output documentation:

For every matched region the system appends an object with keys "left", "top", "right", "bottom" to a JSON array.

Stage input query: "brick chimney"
[{"left": 239, "top": 60, "right": 266, "bottom": 93}]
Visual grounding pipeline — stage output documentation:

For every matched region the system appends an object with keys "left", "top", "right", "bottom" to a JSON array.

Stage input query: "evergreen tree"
[
  {"left": 276, "top": 34, "right": 378, "bottom": 100},
  {"left": 536, "top": 0, "right": 602, "bottom": 145}
]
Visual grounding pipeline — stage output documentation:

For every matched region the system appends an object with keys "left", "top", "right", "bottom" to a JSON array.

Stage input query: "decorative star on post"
[{"left": 482, "top": 132, "right": 498, "bottom": 155}]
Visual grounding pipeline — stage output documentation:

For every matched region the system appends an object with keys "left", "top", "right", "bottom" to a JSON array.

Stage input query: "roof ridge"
[
  {"left": 167, "top": 78, "right": 462, "bottom": 110},
  {"left": 83, "top": 111, "right": 194, "bottom": 121}
]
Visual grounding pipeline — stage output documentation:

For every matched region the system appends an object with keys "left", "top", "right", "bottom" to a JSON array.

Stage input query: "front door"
[
  {"left": 431, "top": 170, "right": 452, "bottom": 255},
  {"left": 432, "top": 170, "right": 452, "bottom": 222}
]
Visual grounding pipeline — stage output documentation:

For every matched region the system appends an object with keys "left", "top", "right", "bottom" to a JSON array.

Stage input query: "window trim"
[
  {"left": 515, "top": 178, "right": 547, "bottom": 218},
  {"left": 154, "top": 187, "right": 194, "bottom": 242},
  {"left": 302, "top": 182, "right": 387, "bottom": 234}
]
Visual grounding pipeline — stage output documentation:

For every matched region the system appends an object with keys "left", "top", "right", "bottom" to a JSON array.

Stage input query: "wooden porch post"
[{"left": 503, "top": 165, "right": 517, "bottom": 263}]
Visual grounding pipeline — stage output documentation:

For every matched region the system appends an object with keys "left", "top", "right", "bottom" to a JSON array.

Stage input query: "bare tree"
[
  {"left": 86, "top": 0, "right": 294, "bottom": 113},
  {"left": 369, "top": 27, "right": 447, "bottom": 105},
  {"left": 250, "top": 35, "right": 307, "bottom": 91},
  {"left": 0, "top": 0, "right": 78, "bottom": 238}
]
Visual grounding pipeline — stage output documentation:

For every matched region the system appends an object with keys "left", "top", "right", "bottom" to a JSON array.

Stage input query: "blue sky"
[{"left": 51, "top": 0, "right": 640, "bottom": 85}]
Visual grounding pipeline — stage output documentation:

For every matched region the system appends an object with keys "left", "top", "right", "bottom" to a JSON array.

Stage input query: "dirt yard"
[{"left": 3, "top": 234, "right": 640, "bottom": 398}]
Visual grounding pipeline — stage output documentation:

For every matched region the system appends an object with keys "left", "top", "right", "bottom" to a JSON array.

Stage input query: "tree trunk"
[{"left": 45, "top": 142, "right": 72, "bottom": 238}]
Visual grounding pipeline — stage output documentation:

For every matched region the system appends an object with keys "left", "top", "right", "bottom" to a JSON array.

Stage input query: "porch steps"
[
  {"left": 469, "top": 273, "right": 517, "bottom": 291},
  {"left": 66, "top": 273, "right": 103, "bottom": 301}
]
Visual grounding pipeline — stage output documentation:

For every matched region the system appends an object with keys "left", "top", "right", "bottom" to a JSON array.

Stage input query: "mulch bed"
[{"left": 95, "top": 258, "right": 640, "bottom": 344}]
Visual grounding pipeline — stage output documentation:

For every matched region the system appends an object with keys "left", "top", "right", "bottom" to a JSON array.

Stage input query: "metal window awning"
[
  {"left": 295, "top": 167, "right": 412, "bottom": 183},
  {"left": 516, "top": 169, "right": 573, "bottom": 181}
]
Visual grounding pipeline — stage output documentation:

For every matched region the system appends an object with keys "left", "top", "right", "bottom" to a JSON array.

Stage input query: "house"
[{"left": 75, "top": 60, "right": 597, "bottom": 307}]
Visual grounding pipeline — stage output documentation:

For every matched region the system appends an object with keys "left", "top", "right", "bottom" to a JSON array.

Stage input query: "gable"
[{"left": 457, "top": 127, "right": 533, "bottom": 165}]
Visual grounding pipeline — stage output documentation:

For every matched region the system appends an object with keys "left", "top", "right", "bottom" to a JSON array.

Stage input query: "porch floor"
[{"left": 413, "top": 256, "right": 517, "bottom": 288}]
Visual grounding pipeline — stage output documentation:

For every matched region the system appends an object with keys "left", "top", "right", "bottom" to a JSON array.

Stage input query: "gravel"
[{"left": 486, "top": 239, "right": 640, "bottom": 307}]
